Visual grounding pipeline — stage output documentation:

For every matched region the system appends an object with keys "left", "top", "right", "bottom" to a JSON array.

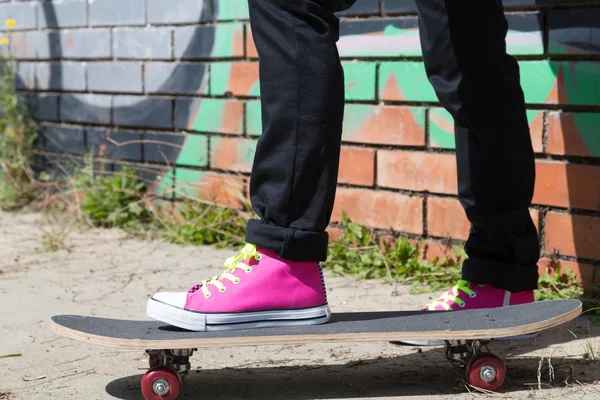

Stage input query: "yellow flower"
[
  {"left": 6, "top": 19, "right": 16, "bottom": 28},
  {"left": 0, "top": 37, "right": 8, "bottom": 45}
]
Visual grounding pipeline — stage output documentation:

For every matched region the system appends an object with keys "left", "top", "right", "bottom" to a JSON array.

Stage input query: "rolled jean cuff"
[
  {"left": 245, "top": 219, "right": 329, "bottom": 262},
  {"left": 462, "top": 257, "right": 539, "bottom": 292}
]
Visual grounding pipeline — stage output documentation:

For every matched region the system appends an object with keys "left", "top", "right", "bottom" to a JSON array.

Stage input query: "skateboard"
[{"left": 51, "top": 299, "right": 581, "bottom": 399}]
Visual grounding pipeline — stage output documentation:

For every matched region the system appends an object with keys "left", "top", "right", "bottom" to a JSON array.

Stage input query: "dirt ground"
[{"left": 1, "top": 210, "right": 599, "bottom": 400}]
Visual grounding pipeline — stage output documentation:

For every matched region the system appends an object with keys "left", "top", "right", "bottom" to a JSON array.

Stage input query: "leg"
[
  {"left": 416, "top": 0, "right": 540, "bottom": 293},
  {"left": 245, "top": 0, "right": 346, "bottom": 262},
  {"left": 146, "top": 0, "right": 348, "bottom": 330}
]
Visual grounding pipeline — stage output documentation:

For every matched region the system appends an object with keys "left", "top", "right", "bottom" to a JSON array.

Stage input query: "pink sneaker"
[
  {"left": 422, "top": 280, "right": 534, "bottom": 311},
  {"left": 146, "top": 243, "right": 331, "bottom": 331},
  {"left": 397, "top": 280, "right": 535, "bottom": 346}
]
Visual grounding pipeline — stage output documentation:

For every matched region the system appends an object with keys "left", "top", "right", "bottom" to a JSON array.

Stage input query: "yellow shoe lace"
[
  {"left": 425, "top": 280, "right": 475, "bottom": 310},
  {"left": 195, "top": 243, "right": 261, "bottom": 298}
]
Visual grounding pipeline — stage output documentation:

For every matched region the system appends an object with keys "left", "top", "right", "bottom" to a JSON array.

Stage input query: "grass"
[
  {"left": 0, "top": 353, "right": 21, "bottom": 359},
  {"left": 324, "top": 211, "right": 464, "bottom": 293},
  {"left": 40, "top": 224, "right": 71, "bottom": 252},
  {"left": 38, "top": 212, "right": 75, "bottom": 253},
  {"left": 74, "top": 157, "right": 153, "bottom": 229},
  {"left": 0, "top": 28, "right": 39, "bottom": 211},
  {"left": 536, "top": 262, "right": 585, "bottom": 302},
  {"left": 584, "top": 338, "right": 600, "bottom": 361}
]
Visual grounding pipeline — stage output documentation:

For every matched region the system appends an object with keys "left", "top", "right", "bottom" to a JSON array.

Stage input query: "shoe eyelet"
[
  {"left": 470, "top": 293, "right": 476, "bottom": 298},
  {"left": 219, "top": 287, "right": 226, "bottom": 292},
  {"left": 204, "top": 293, "right": 211, "bottom": 298},
  {"left": 233, "top": 278, "right": 240, "bottom": 284},
  {"left": 245, "top": 267, "right": 252, "bottom": 273},
  {"left": 255, "top": 254, "right": 262, "bottom": 261},
  {"left": 459, "top": 303, "right": 465, "bottom": 308}
]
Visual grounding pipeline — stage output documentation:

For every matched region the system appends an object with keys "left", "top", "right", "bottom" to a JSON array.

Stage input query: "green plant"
[
  {"left": 0, "top": 21, "right": 39, "bottom": 210},
  {"left": 38, "top": 212, "right": 74, "bottom": 252},
  {"left": 157, "top": 199, "right": 248, "bottom": 248},
  {"left": 76, "top": 162, "right": 152, "bottom": 228},
  {"left": 535, "top": 263, "right": 585, "bottom": 302},
  {"left": 324, "top": 211, "right": 464, "bottom": 292},
  {"left": 584, "top": 338, "right": 600, "bottom": 361},
  {"left": 40, "top": 223, "right": 71, "bottom": 252}
]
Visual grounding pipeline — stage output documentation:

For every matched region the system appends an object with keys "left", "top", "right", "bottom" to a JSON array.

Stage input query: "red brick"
[
  {"left": 377, "top": 151, "right": 457, "bottom": 194},
  {"left": 326, "top": 226, "right": 344, "bottom": 242},
  {"left": 378, "top": 234, "right": 399, "bottom": 248},
  {"left": 244, "top": 178, "right": 251, "bottom": 205},
  {"left": 187, "top": 99, "right": 245, "bottom": 135},
  {"left": 529, "top": 111, "right": 544, "bottom": 153},
  {"left": 221, "top": 101, "right": 244, "bottom": 135},
  {"left": 225, "top": 62, "right": 259, "bottom": 96},
  {"left": 338, "top": 147, "right": 375, "bottom": 186},
  {"left": 161, "top": 172, "right": 245, "bottom": 212},
  {"left": 538, "top": 257, "right": 599, "bottom": 293},
  {"left": 342, "top": 105, "right": 425, "bottom": 146},
  {"left": 533, "top": 161, "right": 600, "bottom": 211},
  {"left": 331, "top": 188, "right": 423, "bottom": 234},
  {"left": 246, "top": 27, "right": 258, "bottom": 58},
  {"left": 545, "top": 212, "right": 600, "bottom": 260},
  {"left": 427, "top": 197, "right": 470, "bottom": 240},
  {"left": 547, "top": 111, "right": 593, "bottom": 157},
  {"left": 530, "top": 208, "right": 540, "bottom": 233},
  {"left": 210, "top": 137, "right": 256, "bottom": 173},
  {"left": 9, "top": 32, "right": 27, "bottom": 59},
  {"left": 429, "top": 110, "right": 544, "bottom": 153},
  {"left": 156, "top": 201, "right": 185, "bottom": 222},
  {"left": 428, "top": 198, "right": 540, "bottom": 242},
  {"left": 422, "top": 240, "right": 458, "bottom": 263},
  {"left": 196, "top": 173, "right": 246, "bottom": 209},
  {"left": 233, "top": 26, "right": 245, "bottom": 58}
]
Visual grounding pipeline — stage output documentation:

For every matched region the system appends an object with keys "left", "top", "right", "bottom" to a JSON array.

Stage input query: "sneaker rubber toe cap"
[{"left": 151, "top": 292, "right": 188, "bottom": 308}]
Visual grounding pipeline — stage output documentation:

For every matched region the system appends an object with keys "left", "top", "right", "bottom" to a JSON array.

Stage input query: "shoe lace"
[
  {"left": 189, "top": 243, "right": 261, "bottom": 298},
  {"left": 425, "top": 280, "right": 475, "bottom": 310}
]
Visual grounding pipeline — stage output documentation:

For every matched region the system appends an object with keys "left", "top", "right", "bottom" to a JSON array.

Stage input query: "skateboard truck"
[
  {"left": 138, "top": 340, "right": 507, "bottom": 399},
  {"left": 143, "top": 348, "right": 196, "bottom": 400},
  {"left": 445, "top": 339, "right": 506, "bottom": 390}
]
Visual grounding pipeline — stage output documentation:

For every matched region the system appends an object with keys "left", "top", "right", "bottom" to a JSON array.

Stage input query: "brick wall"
[{"left": 4, "top": 0, "right": 600, "bottom": 283}]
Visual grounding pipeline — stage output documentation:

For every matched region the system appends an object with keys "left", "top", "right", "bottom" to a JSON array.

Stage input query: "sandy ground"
[{"left": 1, "top": 210, "right": 600, "bottom": 400}]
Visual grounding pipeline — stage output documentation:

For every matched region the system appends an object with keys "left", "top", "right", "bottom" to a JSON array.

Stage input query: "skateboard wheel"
[
  {"left": 465, "top": 353, "right": 506, "bottom": 391},
  {"left": 141, "top": 366, "right": 182, "bottom": 400}
]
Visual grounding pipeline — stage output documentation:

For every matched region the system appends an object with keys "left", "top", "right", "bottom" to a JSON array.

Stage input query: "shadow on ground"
[
  {"left": 105, "top": 355, "right": 596, "bottom": 400},
  {"left": 106, "top": 319, "right": 600, "bottom": 400}
]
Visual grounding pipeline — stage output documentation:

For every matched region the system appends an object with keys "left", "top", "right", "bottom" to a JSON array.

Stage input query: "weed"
[
  {"left": 0, "top": 21, "right": 39, "bottom": 210},
  {"left": 324, "top": 211, "right": 464, "bottom": 292},
  {"left": 156, "top": 199, "right": 248, "bottom": 249},
  {"left": 40, "top": 225, "right": 71, "bottom": 252},
  {"left": 38, "top": 213, "right": 74, "bottom": 252},
  {"left": 536, "top": 262, "right": 585, "bottom": 302},
  {"left": 74, "top": 160, "right": 152, "bottom": 228},
  {"left": 0, "top": 353, "right": 21, "bottom": 359},
  {"left": 583, "top": 338, "right": 600, "bottom": 361}
]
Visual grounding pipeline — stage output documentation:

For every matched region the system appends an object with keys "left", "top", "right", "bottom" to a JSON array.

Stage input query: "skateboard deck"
[
  {"left": 50, "top": 300, "right": 582, "bottom": 398},
  {"left": 52, "top": 300, "right": 581, "bottom": 349},
  {"left": 51, "top": 300, "right": 581, "bottom": 349}
]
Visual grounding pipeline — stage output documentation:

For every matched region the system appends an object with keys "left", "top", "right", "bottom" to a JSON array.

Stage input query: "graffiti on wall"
[{"left": 28, "top": 0, "right": 600, "bottom": 205}]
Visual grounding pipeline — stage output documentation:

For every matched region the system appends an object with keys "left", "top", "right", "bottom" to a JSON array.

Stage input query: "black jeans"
[{"left": 245, "top": 0, "right": 540, "bottom": 293}]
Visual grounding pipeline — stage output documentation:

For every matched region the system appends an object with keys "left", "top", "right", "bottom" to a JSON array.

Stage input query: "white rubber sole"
[{"left": 146, "top": 298, "right": 332, "bottom": 332}]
